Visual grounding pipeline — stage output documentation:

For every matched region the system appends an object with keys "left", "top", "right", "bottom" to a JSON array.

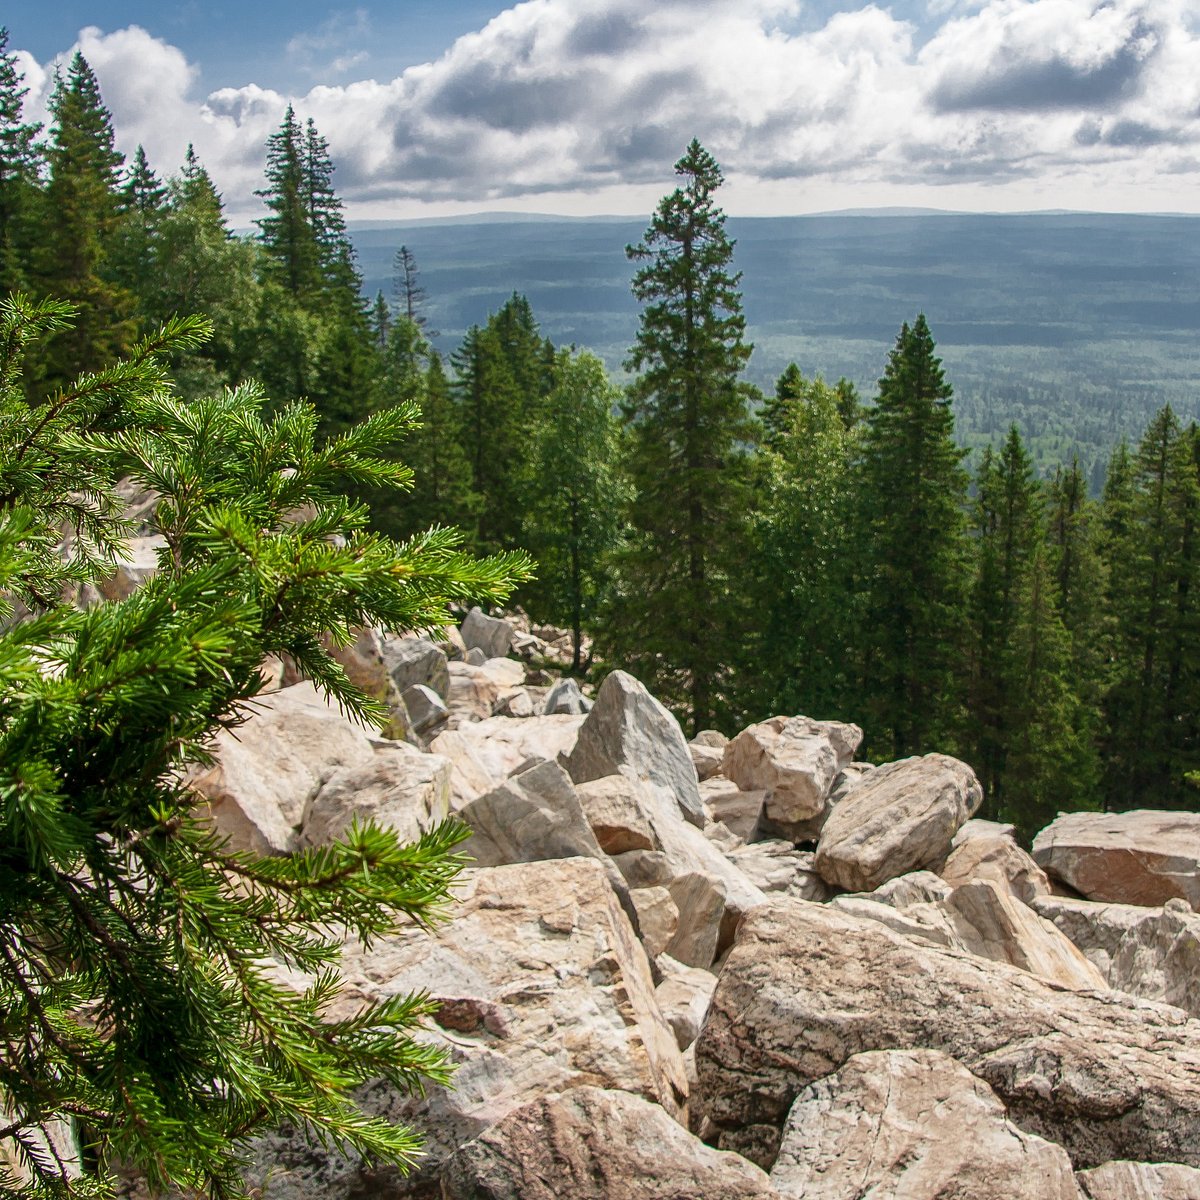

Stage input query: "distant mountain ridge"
[{"left": 349, "top": 211, "right": 1200, "bottom": 477}]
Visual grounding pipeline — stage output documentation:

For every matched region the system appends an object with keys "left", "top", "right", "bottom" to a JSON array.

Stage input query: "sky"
[{"left": 6, "top": 0, "right": 1200, "bottom": 222}]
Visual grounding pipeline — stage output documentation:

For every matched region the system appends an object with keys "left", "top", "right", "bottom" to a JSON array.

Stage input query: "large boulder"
[
  {"left": 695, "top": 899, "right": 1200, "bottom": 1169},
  {"left": 190, "top": 681, "right": 376, "bottom": 854},
  {"left": 247, "top": 859, "right": 687, "bottom": 1197},
  {"left": 942, "top": 879, "right": 1108, "bottom": 990},
  {"left": 381, "top": 635, "right": 450, "bottom": 699},
  {"left": 1077, "top": 1161, "right": 1200, "bottom": 1199},
  {"left": 444, "top": 657, "right": 527, "bottom": 724},
  {"left": 722, "top": 716, "right": 862, "bottom": 833},
  {"left": 769, "top": 1049, "right": 1079, "bottom": 1200},
  {"left": 565, "top": 670, "right": 705, "bottom": 828},
  {"left": 300, "top": 743, "right": 452, "bottom": 847},
  {"left": 439, "top": 1087, "right": 781, "bottom": 1200},
  {"left": 814, "top": 753, "right": 982, "bottom": 892},
  {"left": 576, "top": 775, "right": 657, "bottom": 854},
  {"left": 1033, "top": 895, "right": 1200, "bottom": 1017},
  {"left": 940, "top": 828, "right": 1052, "bottom": 904},
  {"left": 460, "top": 606, "right": 515, "bottom": 660},
  {"left": 726, "top": 842, "right": 831, "bottom": 902},
  {"left": 1033, "top": 811, "right": 1200, "bottom": 910},
  {"left": 543, "top": 677, "right": 591, "bottom": 715},
  {"left": 430, "top": 714, "right": 586, "bottom": 806}
]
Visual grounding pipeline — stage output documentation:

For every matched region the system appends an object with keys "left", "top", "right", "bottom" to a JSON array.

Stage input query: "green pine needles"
[{"left": 0, "top": 293, "right": 531, "bottom": 1199}]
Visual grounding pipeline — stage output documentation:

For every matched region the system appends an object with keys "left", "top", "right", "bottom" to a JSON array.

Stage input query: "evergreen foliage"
[
  {"left": 0, "top": 293, "right": 531, "bottom": 1199},
  {"left": 854, "top": 314, "right": 970, "bottom": 757},
  {"left": 604, "top": 139, "right": 756, "bottom": 733},
  {"left": 0, "top": 28, "right": 41, "bottom": 297}
]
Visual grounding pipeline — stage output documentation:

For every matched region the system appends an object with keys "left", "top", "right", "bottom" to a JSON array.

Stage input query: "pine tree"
[
  {"left": 0, "top": 27, "right": 41, "bottom": 296},
  {"left": 0, "top": 293, "right": 531, "bottom": 1199},
  {"left": 603, "top": 139, "right": 755, "bottom": 732},
  {"left": 36, "top": 54, "right": 132, "bottom": 384},
  {"left": 744, "top": 368, "right": 857, "bottom": 721},
  {"left": 854, "top": 314, "right": 969, "bottom": 756},
  {"left": 256, "top": 105, "right": 319, "bottom": 299},
  {"left": 109, "top": 145, "right": 168, "bottom": 308},
  {"left": 522, "top": 349, "right": 628, "bottom": 670},
  {"left": 370, "top": 291, "right": 391, "bottom": 349}
]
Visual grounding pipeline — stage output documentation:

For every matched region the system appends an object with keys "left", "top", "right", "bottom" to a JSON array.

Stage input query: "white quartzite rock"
[
  {"left": 815, "top": 753, "right": 982, "bottom": 892},
  {"left": 300, "top": 743, "right": 451, "bottom": 847},
  {"left": 444, "top": 656, "right": 527, "bottom": 724},
  {"left": 565, "top": 669, "right": 705, "bottom": 828},
  {"left": 576, "top": 775, "right": 657, "bottom": 854},
  {"left": 1033, "top": 811, "right": 1200, "bottom": 910},
  {"left": 247, "top": 859, "right": 688, "bottom": 1198},
  {"left": 694, "top": 898, "right": 1200, "bottom": 1169},
  {"left": 439, "top": 1087, "right": 781, "bottom": 1200},
  {"left": 769, "top": 1049, "right": 1079, "bottom": 1200},
  {"left": 1077, "top": 1160, "right": 1200, "bottom": 1199},
  {"left": 381, "top": 635, "right": 450, "bottom": 698},
  {"left": 655, "top": 955, "right": 719, "bottom": 1050},
  {"left": 940, "top": 829, "right": 1052, "bottom": 904},
  {"left": 460, "top": 606, "right": 515, "bottom": 660},
  {"left": 1033, "top": 895, "right": 1200, "bottom": 1017},
  {"left": 191, "top": 681, "right": 376, "bottom": 855},
  {"left": 722, "top": 715, "right": 862, "bottom": 832}
]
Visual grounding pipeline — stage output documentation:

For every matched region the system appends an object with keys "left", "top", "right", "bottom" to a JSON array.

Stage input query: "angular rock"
[
  {"left": 439, "top": 1087, "right": 780, "bottom": 1200},
  {"left": 248, "top": 859, "right": 688, "bottom": 1197},
  {"left": 941, "top": 829, "right": 1052, "bottom": 904},
  {"left": 700, "top": 776, "right": 766, "bottom": 841},
  {"left": 690, "top": 741, "right": 726, "bottom": 782},
  {"left": 445, "top": 656, "right": 527, "bottom": 724},
  {"left": 460, "top": 606, "right": 514, "bottom": 659},
  {"left": 543, "top": 677, "right": 591, "bottom": 715},
  {"left": 326, "top": 625, "right": 393, "bottom": 703},
  {"left": 665, "top": 872, "right": 727, "bottom": 969},
  {"left": 1033, "top": 811, "right": 1200, "bottom": 909},
  {"left": 400, "top": 682, "right": 448, "bottom": 735},
  {"left": 814, "top": 753, "right": 983, "bottom": 892},
  {"left": 381, "top": 635, "right": 450, "bottom": 699},
  {"left": 493, "top": 687, "right": 534, "bottom": 718},
  {"left": 577, "top": 775, "right": 657, "bottom": 854},
  {"left": 190, "top": 681, "right": 376, "bottom": 854},
  {"left": 860, "top": 869, "right": 953, "bottom": 908},
  {"left": 769, "top": 1049, "right": 1079, "bottom": 1199},
  {"left": 95, "top": 534, "right": 166, "bottom": 601},
  {"left": 1033, "top": 895, "right": 1200, "bottom": 1017},
  {"left": 565, "top": 670, "right": 705, "bottom": 828},
  {"left": 943, "top": 879, "right": 1108, "bottom": 990},
  {"left": 464, "top": 646, "right": 487, "bottom": 666},
  {"left": 656, "top": 956, "right": 719, "bottom": 1050},
  {"left": 1077, "top": 1161, "right": 1200, "bottom": 1199},
  {"left": 630, "top": 886, "right": 679, "bottom": 959},
  {"left": 431, "top": 714, "right": 585, "bottom": 806},
  {"left": 722, "top": 716, "right": 862, "bottom": 830},
  {"left": 727, "top": 842, "right": 831, "bottom": 902},
  {"left": 300, "top": 744, "right": 451, "bottom": 847},
  {"left": 695, "top": 898, "right": 1200, "bottom": 1168}
]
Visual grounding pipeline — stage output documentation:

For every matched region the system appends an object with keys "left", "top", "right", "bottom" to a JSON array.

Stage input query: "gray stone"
[
  {"left": 565, "top": 669, "right": 705, "bottom": 828},
  {"left": 543, "top": 676, "right": 591, "bottom": 715},
  {"left": 381, "top": 635, "right": 450, "bottom": 699},
  {"left": 400, "top": 682, "right": 448, "bottom": 735},
  {"left": 460, "top": 606, "right": 514, "bottom": 660},
  {"left": 814, "top": 753, "right": 983, "bottom": 892}
]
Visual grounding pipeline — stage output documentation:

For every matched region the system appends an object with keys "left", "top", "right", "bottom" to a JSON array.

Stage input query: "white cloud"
[{"left": 12, "top": 0, "right": 1200, "bottom": 219}]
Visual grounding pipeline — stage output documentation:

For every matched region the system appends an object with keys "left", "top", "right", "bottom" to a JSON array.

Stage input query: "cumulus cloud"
[{"left": 14, "top": 0, "right": 1200, "bottom": 217}]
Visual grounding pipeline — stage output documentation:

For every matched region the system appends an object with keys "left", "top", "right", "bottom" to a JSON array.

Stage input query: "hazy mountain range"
[{"left": 350, "top": 212, "right": 1200, "bottom": 477}]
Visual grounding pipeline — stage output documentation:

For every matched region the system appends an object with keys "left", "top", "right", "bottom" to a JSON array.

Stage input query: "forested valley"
[{"left": 3, "top": 39, "right": 1198, "bottom": 841}]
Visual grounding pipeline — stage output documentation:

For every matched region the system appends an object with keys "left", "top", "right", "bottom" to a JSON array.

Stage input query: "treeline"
[{"left": 3, "top": 40, "right": 1197, "bottom": 835}]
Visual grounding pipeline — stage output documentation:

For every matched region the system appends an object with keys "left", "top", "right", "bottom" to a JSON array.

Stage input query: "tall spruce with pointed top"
[
  {"left": 603, "top": 139, "right": 755, "bottom": 733},
  {"left": 0, "top": 293, "right": 531, "bottom": 1200},
  {"left": 0, "top": 28, "right": 41, "bottom": 296},
  {"left": 854, "top": 313, "right": 969, "bottom": 757}
]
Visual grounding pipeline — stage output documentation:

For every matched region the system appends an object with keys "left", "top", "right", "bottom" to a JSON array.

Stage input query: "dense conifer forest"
[{"left": 2, "top": 37, "right": 1198, "bottom": 839}]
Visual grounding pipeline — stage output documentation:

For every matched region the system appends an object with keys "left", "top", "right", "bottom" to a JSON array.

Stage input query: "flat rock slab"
[
  {"left": 440, "top": 1087, "right": 781, "bottom": 1199},
  {"left": 1077, "top": 1160, "right": 1200, "bottom": 1199},
  {"left": 694, "top": 899, "right": 1200, "bottom": 1169},
  {"left": 1033, "top": 811, "right": 1200, "bottom": 910},
  {"left": 770, "top": 1049, "right": 1079, "bottom": 1199},
  {"left": 815, "top": 753, "right": 982, "bottom": 892}
]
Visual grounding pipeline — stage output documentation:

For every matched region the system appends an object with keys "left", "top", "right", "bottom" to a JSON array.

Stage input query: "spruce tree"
[
  {"left": 109, "top": 145, "right": 168, "bottom": 309},
  {"left": 0, "top": 293, "right": 531, "bottom": 1198},
  {"left": 393, "top": 245, "right": 434, "bottom": 334},
  {"left": 256, "top": 105, "right": 319, "bottom": 300},
  {"left": 522, "top": 349, "right": 628, "bottom": 670},
  {"left": 36, "top": 54, "right": 132, "bottom": 385},
  {"left": 0, "top": 27, "right": 41, "bottom": 296},
  {"left": 603, "top": 140, "right": 755, "bottom": 732},
  {"left": 854, "top": 314, "right": 969, "bottom": 756}
]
